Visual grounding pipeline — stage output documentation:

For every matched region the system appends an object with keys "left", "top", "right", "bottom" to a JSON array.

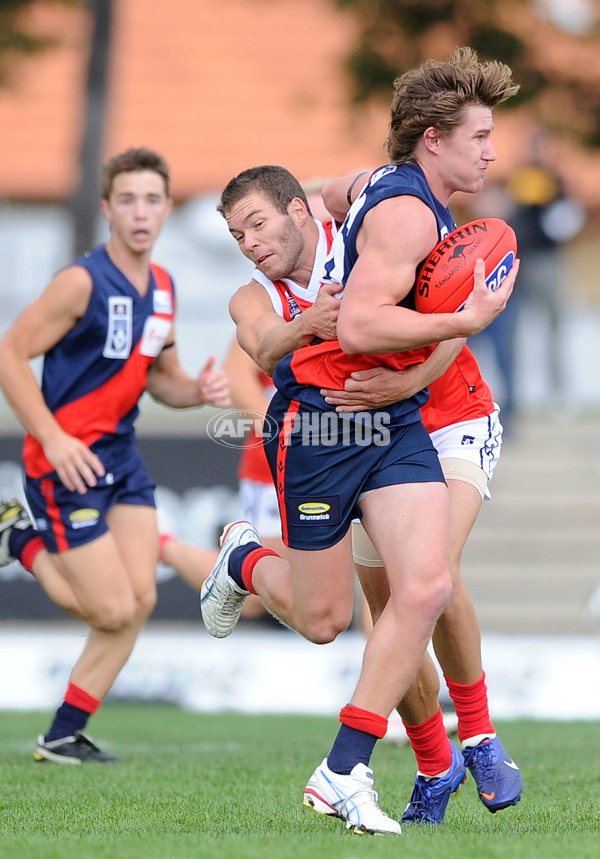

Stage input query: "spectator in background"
[{"left": 468, "top": 162, "right": 586, "bottom": 430}]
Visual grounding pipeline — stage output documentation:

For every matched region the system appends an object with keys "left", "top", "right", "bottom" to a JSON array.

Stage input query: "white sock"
[
  {"left": 461, "top": 732, "right": 496, "bottom": 750},
  {"left": 417, "top": 765, "right": 450, "bottom": 780}
]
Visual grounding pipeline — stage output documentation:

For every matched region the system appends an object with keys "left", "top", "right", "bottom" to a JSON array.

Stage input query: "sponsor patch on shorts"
[
  {"left": 69, "top": 508, "right": 100, "bottom": 529},
  {"left": 288, "top": 496, "right": 340, "bottom": 526}
]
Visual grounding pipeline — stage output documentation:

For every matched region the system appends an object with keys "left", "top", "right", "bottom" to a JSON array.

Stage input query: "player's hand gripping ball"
[{"left": 415, "top": 218, "right": 517, "bottom": 313}]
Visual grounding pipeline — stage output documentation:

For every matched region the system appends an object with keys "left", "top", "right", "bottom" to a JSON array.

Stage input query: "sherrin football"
[{"left": 415, "top": 218, "right": 517, "bottom": 314}]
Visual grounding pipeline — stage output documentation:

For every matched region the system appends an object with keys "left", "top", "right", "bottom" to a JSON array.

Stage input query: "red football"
[{"left": 415, "top": 218, "right": 517, "bottom": 313}]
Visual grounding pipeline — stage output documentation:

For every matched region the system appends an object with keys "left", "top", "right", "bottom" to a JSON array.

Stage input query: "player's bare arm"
[
  {"left": 147, "top": 345, "right": 230, "bottom": 408},
  {"left": 196, "top": 355, "right": 231, "bottom": 407},
  {"left": 0, "top": 266, "right": 106, "bottom": 494},
  {"left": 321, "top": 169, "right": 371, "bottom": 222},
  {"left": 321, "top": 338, "right": 466, "bottom": 412},
  {"left": 338, "top": 197, "right": 517, "bottom": 354},
  {"left": 229, "top": 282, "right": 291, "bottom": 374},
  {"left": 230, "top": 280, "right": 340, "bottom": 376}
]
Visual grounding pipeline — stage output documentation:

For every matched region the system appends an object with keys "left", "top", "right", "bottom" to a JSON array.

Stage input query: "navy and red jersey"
[
  {"left": 323, "top": 164, "right": 495, "bottom": 430},
  {"left": 23, "top": 245, "right": 175, "bottom": 479},
  {"left": 272, "top": 164, "right": 457, "bottom": 421}
]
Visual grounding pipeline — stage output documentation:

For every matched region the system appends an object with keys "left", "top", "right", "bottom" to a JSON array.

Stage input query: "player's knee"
[
  {"left": 303, "top": 623, "right": 345, "bottom": 645},
  {"left": 89, "top": 597, "right": 137, "bottom": 632},
  {"left": 135, "top": 585, "right": 157, "bottom": 621},
  {"left": 395, "top": 564, "right": 452, "bottom": 620},
  {"left": 298, "top": 607, "right": 352, "bottom": 644},
  {"left": 427, "top": 568, "right": 453, "bottom": 618}
]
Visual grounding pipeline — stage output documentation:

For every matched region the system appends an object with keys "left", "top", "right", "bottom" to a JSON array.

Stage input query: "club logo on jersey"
[
  {"left": 289, "top": 496, "right": 340, "bottom": 525},
  {"left": 285, "top": 293, "right": 302, "bottom": 319},
  {"left": 69, "top": 508, "right": 100, "bottom": 529},
  {"left": 104, "top": 296, "right": 133, "bottom": 359}
]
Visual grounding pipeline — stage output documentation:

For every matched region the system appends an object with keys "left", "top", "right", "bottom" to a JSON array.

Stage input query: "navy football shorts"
[
  {"left": 264, "top": 394, "right": 445, "bottom": 551},
  {"left": 25, "top": 445, "right": 156, "bottom": 553}
]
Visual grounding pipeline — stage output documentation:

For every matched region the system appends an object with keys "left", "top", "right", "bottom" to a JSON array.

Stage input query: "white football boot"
[
  {"left": 200, "top": 520, "right": 259, "bottom": 638},
  {"left": 303, "top": 757, "right": 401, "bottom": 836}
]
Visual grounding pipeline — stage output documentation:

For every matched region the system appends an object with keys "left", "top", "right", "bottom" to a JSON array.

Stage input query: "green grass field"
[{"left": 0, "top": 705, "right": 598, "bottom": 859}]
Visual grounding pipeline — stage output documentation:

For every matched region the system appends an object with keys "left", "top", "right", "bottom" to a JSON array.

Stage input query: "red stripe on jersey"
[
  {"left": 41, "top": 478, "right": 69, "bottom": 552},
  {"left": 56, "top": 343, "right": 152, "bottom": 443},
  {"left": 269, "top": 281, "right": 318, "bottom": 320},
  {"left": 24, "top": 345, "right": 154, "bottom": 477},
  {"left": 275, "top": 400, "right": 301, "bottom": 545}
]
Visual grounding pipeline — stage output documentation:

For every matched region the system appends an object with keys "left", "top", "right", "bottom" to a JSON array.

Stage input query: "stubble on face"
[{"left": 258, "top": 216, "right": 306, "bottom": 281}]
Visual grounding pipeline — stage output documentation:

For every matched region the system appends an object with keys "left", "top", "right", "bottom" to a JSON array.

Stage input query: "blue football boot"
[
  {"left": 463, "top": 736, "right": 522, "bottom": 812},
  {"left": 401, "top": 743, "right": 467, "bottom": 824}
]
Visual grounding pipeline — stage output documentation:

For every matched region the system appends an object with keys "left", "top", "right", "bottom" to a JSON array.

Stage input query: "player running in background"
[
  {"left": 320, "top": 167, "right": 522, "bottom": 822},
  {"left": 0, "top": 147, "right": 229, "bottom": 764},
  {"left": 201, "top": 46, "right": 518, "bottom": 835}
]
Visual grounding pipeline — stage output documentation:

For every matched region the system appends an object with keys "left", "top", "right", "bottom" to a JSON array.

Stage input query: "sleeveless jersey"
[
  {"left": 285, "top": 170, "right": 493, "bottom": 430},
  {"left": 273, "top": 164, "right": 456, "bottom": 420},
  {"left": 324, "top": 163, "right": 494, "bottom": 431},
  {"left": 23, "top": 245, "right": 175, "bottom": 479}
]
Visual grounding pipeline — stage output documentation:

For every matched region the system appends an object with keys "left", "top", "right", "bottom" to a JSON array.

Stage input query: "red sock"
[
  {"left": 445, "top": 672, "right": 494, "bottom": 742},
  {"left": 21, "top": 536, "right": 45, "bottom": 575},
  {"left": 64, "top": 682, "right": 101, "bottom": 714},
  {"left": 339, "top": 704, "right": 388, "bottom": 739},
  {"left": 158, "top": 533, "right": 175, "bottom": 563},
  {"left": 241, "top": 547, "right": 279, "bottom": 594},
  {"left": 403, "top": 706, "right": 452, "bottom": 776}
]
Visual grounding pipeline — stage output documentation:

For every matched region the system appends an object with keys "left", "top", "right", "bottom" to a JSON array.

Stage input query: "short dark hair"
[
  {"left": 218, "top": 165, "right": 311, "bottom": 218},
  {"left": 385, "top": 47, "right": 519, "bottom": 164},
  {"left": 101, "top": 147, "right": 171, "bottom": 199}
]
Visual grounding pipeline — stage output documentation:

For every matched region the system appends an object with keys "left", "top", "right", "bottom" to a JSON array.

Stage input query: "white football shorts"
[{"left": 353, "top": 408, "right": 503, "bottom": 567}]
